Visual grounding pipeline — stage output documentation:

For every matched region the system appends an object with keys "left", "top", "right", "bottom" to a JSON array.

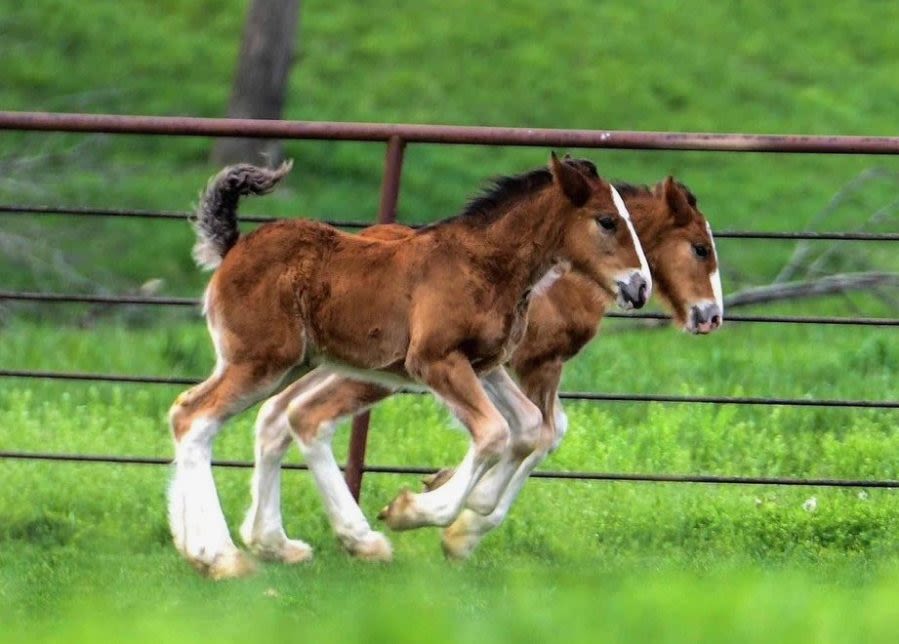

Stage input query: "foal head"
[
  {"left": 634, "top": 177, "right": 723, "bottom": 334},
  {"left": 547, "top": 153, "right": 651, "bottom": 310}
]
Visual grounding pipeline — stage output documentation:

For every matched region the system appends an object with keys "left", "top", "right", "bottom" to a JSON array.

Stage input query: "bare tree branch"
[
  {"left": 805, "top": 197, "right": 899, "bottom": 278},
  {"left": 775, "top": 168, "right": 899, "bottom": 283},
  {"left": 725, "top": 272, "right": 899, "bottom": 308}
]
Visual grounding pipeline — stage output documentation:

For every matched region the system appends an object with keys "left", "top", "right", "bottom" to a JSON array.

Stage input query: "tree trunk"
[{"left": 211, "top": 0, "right": 300, "bottom": 165}]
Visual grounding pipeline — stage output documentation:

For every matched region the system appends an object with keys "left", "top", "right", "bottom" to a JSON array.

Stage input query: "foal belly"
[
  {"left": 319, "top": 359, "right": 426, "bottom": 391},
  {"left": 305, "top": 282, "right": 410, "bottom": 370}
]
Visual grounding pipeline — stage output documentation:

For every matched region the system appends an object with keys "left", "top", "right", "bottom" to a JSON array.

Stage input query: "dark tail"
[{"left": 191, "top": 160, "right": 293, "bottom": 270}]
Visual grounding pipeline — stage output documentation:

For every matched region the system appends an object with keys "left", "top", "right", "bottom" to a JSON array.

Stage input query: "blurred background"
[{"left": 3, "top": 0, "right": 898, "bottom": 301}]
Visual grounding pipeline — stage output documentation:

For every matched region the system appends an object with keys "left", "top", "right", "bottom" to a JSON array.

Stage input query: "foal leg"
[
  {"left": 378, "top": 351, "right": 511, "bottom": 530},
  {"left": 168, "top": 362, "right": 290, "bottom": 579},
  {"left": 442, "top": 361, "right": 565, "bottom": 559},
  {"left": 288, "top": 375, "right": 394, "bottom": 560},
  {"left": 463, "top": 368, "right": 543, "bottom": 515},
  {"left": 239, "top": 368, "right": 332, "bottom": 564}
]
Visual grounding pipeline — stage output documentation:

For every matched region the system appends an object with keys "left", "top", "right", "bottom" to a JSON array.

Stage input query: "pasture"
[
  {"left": 2, "top": 320, "right": 897, "bottom": 641},
  {"left": 2, "top": 0, "right": 899, "bottom": 641}
]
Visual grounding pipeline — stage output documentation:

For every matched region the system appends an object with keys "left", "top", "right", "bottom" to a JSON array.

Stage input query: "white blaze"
[
  {"left": 705, "top": 221, "right": 724, "bottom": 314},
  {"left": 609, "top": 185, "right": 652, "bottom": 297}
]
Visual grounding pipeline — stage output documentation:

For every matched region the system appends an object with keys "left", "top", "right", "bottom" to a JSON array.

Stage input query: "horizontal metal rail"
[
  {"left": 0, "top": 291, "right": 200, "bottom": 307},
  {"left": 3, "top": 291, "right": 898, "bottom": 327},
  {"left": 2, "top": 450, "right": 896, "bottom": 489},
  {"left": 4, "top": 112, "right": 897, "bottom": 502},
  {"left": 0, "top": 204, "right": 350, "bottom": 227},
  {"left": 1, "top": 368, "right": 896, "bottom": 409},
  {"left": 4, "top": 111, "right": 899, "bottom": 154},
  {"left": 715, "top": 231, "right": 899, "bottom": 241},
  {"left": 604, "top": 311, "right": 899, "bottom": 327},
  {"left": 556, "top": 391, "right": 898, "bottom": 409},
  {"left": 2, "top": 204, "right": 898, "bottom": 242},
  {"left": 0, "top": 369, "right": 197, "bottom": 386}
]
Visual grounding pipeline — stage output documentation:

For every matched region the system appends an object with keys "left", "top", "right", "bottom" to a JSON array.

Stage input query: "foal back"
[{"left": 207, "top": 216, "right": 527, "bottom": 374}]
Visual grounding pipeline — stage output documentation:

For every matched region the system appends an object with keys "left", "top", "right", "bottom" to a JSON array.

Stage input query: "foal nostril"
[
  {"left": 626, "top": 274, "right": 648, "bottom": 309},
  {"left": 617, "top": 275, "right": 648, "bottom": 309},
  {"left": 636, "top": 283, "right": 648, "bottom": 308},
  {"left": 711, "top": 314, "right": 721, "bottom": 327}
]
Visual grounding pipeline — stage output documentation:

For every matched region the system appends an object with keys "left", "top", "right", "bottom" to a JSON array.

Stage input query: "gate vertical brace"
[{"left": 345, "top": 135, "right": 406, "bottom": 501}]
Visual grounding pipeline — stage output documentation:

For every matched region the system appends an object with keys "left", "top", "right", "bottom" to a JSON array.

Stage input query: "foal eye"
[
  {"left": 693, "top": 244, "right": 710, "bottom": 259},
  {"left": 597, "top": 216, "right": 617, "bottom": 231}
]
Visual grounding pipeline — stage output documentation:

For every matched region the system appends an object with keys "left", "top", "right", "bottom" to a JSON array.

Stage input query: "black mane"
[
  {"left": 451, "top": 157, "right": 604, "bottom": 227},
  {"left": 422, "top": 157, "right": 639, "bottom": 231},
  {"left": 613, "top": 180, "right": 697, "bottom": 207},
  {"left": 612, "top": 181, "right": 652, "bottom": 200},
  {"left": 457, "top": 167, "right": 555, "bottom": 225},
  {"left": 680, "top": 183, "right": 698, "bottom": 207},
  {"left": 441, "top": 160, "right": 700, "bottom": 228}
]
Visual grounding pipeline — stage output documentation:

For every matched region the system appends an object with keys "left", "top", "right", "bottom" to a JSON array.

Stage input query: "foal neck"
[
  {"left": 476, "top": 188, "right": 567, "bottom": 290},
  {"left": 440, "top": 167, "right": 572, "bottom": 295}
]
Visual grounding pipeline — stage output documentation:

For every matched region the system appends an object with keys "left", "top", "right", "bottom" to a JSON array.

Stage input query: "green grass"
[
  {"left": 2, "top": 0, "right": 899, "bottom": 640},
  {"left": 6, "top": 552, "right": 899, "bottom": 643},
  {"left": 1, "top": 316, "right": 897, "bottom": 641},
  {"left": 5, "top": 555, "right": 899, "bottom": 644}
]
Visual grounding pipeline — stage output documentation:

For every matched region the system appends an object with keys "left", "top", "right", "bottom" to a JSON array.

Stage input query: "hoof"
[
  {"left": 246, "top": 536, "right": 314, "bottom": 565},
  {"left": 346, "top": 531, "right": 393, "bottom": 562},
  {"left": 441, "top": 527, "right": 479, "bottom": 561},
  {"left": 207, "top": 550, "right": 257, "bottom": 580},
  {"left": 377, "top": 488, "right": 423, "bottom": 531},
  {"left": 440, "top": 510, "right": 491, "bottom": 560},
  {"left": 421, "top": 468, "right": 455, "bottom": 492},
  {"left": 278, "top": 539, "right": 315, "bottom": 565}
]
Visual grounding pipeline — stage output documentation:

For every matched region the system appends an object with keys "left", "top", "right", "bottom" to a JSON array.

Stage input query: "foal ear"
[
  {"left": 549, "top": 152, "right": 590, "bottom": 207},
  {"left": 661, "top": 176, "right": 693, "bottom": 225}
]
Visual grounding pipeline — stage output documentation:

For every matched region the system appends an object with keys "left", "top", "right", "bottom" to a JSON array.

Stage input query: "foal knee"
[
  {"left": 168, "top": 394, "right": 194, "bottom": 443},
  {"left": 548, "top": 407, "right": 569, "bottom": 453},
  {"left": 169, "top": 384, "right": 219, "bottom": 443},
  {"left": 254, "top": 398, "right": 292, "bottom": 459},
  {"left": 169, "top": 387, "right": 226, "bottom": 459},
  {"left": 476, "top": 415, "right": 511, "bottom": 460},
  {"left": 286, "top": 399, "right": 335, "bottom": 449},
  {"left": 510, "top": 401, "right": 544, "bottom": 457}
]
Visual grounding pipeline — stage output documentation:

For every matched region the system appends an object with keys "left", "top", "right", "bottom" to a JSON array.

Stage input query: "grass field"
[
  {"left": 2, "top": 0, "right": 899, "bottom": 641},
  {"left": 2, "top": 318, "right": 897, "bottom": 641}
]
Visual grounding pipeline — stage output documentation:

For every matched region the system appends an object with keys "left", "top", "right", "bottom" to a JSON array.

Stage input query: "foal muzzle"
[
  {"left": 616, "top": 272, "right": 649, "bottom": 310},
  {"left": 688, "top": 302, "right": 723, "bottom": 334}
]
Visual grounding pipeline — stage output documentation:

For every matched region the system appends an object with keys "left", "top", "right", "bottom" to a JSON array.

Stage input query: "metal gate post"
[{"left": 345, "top": 135, "right": 406, "bottom": 501}]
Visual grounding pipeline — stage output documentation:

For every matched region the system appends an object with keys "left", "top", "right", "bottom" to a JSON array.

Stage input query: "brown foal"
[
  {"left": 170, "top": 154, "right": 650, "bottom": 577},
  {"left": 240, "top": 160, "right": 723, "bottom": 564}
]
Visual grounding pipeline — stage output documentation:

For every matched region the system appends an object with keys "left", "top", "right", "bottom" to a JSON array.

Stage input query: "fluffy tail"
[{"left": 191, "top": 160, "right": 293, "bottom": 270}]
